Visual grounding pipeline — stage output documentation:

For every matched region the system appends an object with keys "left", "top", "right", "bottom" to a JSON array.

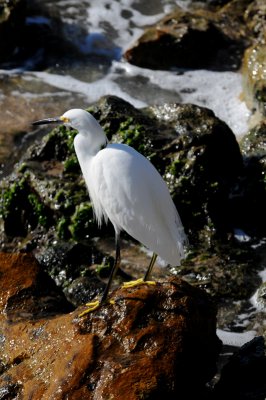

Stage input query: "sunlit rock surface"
[{"left": 0, "top": 252, "right": 221, "bottom": 399}]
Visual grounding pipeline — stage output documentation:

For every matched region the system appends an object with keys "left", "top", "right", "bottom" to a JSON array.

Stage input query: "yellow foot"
[
  {"left": 79, "top": 299, "right": 116, "bottom": 317},
  {"left": 79, "top": 300, "right": 100, "bottom": 317},
  {"left": 122, "top": 278, "right": 156, "bottom": 289}
]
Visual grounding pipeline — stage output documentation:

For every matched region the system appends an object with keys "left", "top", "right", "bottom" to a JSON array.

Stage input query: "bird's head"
[
  {"left": 33, "top": 108, "right": 93, "bottom": 130},
  {"left": 32, "top": 108, "right": 108, "bottom": 153}
]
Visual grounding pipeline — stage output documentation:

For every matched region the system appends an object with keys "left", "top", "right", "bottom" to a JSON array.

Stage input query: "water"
[
  {"left": 0, "top": 0, "right": 250, "bottom": 161},
  {"left": 1, "top": 0, "right": 265, "bottom": 349}
]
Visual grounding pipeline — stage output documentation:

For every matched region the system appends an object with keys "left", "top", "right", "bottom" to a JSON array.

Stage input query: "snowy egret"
[{"left": 33, "top": 109, "right": 187, "bottom": 313}]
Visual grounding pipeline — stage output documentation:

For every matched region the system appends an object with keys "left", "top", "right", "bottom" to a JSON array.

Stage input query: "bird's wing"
[{"left": 90, "top": 144, "right": 186, "bottom": 265}]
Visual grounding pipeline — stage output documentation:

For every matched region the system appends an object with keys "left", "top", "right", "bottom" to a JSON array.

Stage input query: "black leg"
[
  {"left": 144, "top": 252, "right": 157, "bottom": 281},
  {"left": 100, "top": 231, "right": 121, "bottom": 304}
]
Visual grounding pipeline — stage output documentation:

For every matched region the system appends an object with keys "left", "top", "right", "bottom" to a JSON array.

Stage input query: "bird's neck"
[{"left": 74, "top": 130, "right": 106, "bottom": 160}]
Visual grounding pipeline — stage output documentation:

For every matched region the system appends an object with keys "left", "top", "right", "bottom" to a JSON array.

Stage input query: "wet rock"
[
  {"left": 242, "top": 44, "right": 266, "bottom": 117},
  {"left": 0, "top": 251, "right": 221, "bottom": 399},
  {"left": 0, "top": 0, "right": 26, "bottom": 63},
  {"left": 253, "top": 281, "right": 266, "bottom": 310},
  {"left": 89, "top": 94, "right": 173, "bottom": 158},
  {"left": 0, "top": 252, "right": 73, "bottom": 321},
  {"left": 175, "top": 241, "right": 260, "bottom": 301},
  {"left": 124, "top": 2, "right": 250, "bottom": 71},
  {"left": 236, "top": 121, "right": 266, "bottom": 236},
  {"left": 149, "top": 103, "right": 243, "bottom": 242},
  {"left": 213, "top": 336, "right": 266, "bottom": 399},
  {"left": 244, "top": 0, "right": 266, "bottom": 42}
]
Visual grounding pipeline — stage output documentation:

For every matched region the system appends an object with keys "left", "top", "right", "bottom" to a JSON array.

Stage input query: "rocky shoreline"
[{"left": 0, "top": 0, "right": 265, "bottom": 399}]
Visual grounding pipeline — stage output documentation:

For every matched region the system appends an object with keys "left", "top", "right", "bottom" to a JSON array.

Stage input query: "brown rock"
[
  {"left": 0, "top": 252, "right": 73, "bottom": 322},
  {"left": 124, "top": 3, "right": 249, "bottom": 71},
  {"left": 0, "top": 253, "right": 221, "bottom": 399}
]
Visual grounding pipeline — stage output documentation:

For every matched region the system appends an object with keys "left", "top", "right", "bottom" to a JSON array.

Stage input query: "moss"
[
  {"left": 29, "top": 125, "right": 77, "bottom": 162},
  {"left": 28, "top": 193, "right": 49, "bottom": 228},
  {"left": 117, "top": 117, "right": 148, "bottom": 154},
  {"left": 88, "top": 97, "right": 158, "bottom": 159},
  {"left": 0, "top": 175, "right": 53, "bottom": 236},
  {"left": 53, "top": 184, "right": 88, "bottom": 214},
  {"left": 63, "top": 154, "right": 80, "bottom": 174},
  {"left": 56, "top": 217, "right": 71, "bottom": 240},
  {"left": 69, "top": 203, "right": 96, "bottom": 241},
  {"left": 95, "top": 256, "right": 113, "bottom": 278}
]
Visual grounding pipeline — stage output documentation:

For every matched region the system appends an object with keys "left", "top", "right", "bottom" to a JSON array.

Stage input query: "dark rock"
[
  {"left": 0, "top": 0, "right": 27, "bottom": 63},
  {"left": 0, "top": 0, "right": 87, "bottom": 70},
  {"left": 66, "top": 276, "right": 105, "bottom": 307},
  {"left": 149, "top": 103, "right": 243, "bottom": 242},
  {"left": 213, "top": 336, "right": 266, "bottom": 399},
  {"left": 175, "top": 241, "right": 260, "bottom": 301},
  {"left": 124, "top": 2, "right": 250, "bottom": 71},
  {"left": 0, "top": 251, "right": 221, "bottom": 399},
  {"left": 235, "top": 121, "right": 266, "bottom": 236}
]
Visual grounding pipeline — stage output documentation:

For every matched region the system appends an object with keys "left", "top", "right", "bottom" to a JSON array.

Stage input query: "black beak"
[{"left": 32, "top": 117, "right": 63, "bottom": 126}]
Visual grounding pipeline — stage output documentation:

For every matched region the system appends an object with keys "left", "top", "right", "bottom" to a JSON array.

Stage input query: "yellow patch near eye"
[{"left": 60, "top": 116, "right": 70, "bottom": 123}]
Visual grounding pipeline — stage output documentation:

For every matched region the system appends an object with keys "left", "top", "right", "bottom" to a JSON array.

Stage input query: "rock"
[
  {"left": 0, "top": 0, "right": 26, "bottom": 62},
  {"left": 244, "top": 0, "right": 266, "bottom": 43},
  {"left": 124, "top": 2, "right": 250, "bottom": 71},
  {"left": 0, "top": 252, "right": 221, "bottom": 399},
  {"left": 176, "top": 241, "right": 260, "bottom": 301},
  {"left": 253, "top": 281, "right": 266, "bottom": 310},
  {"left": 242, "top": 44, "right": 266, "bottom": 117},
  {"left": 149, "top": 103, "right": 243, "bottom": 242},
  {"left": 213, "top": 336, "right": 266, "bottom": 399},
  {"left": 236, "top": 121, "right": 266, "bottom": 236},
  {"left": 0, "top": 252, "right": 73, "bottom": 321}
]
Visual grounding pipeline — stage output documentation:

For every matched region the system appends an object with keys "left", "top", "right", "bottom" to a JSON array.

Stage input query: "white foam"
[
  {"left": 217, "top": 329, "right": 257, "bottom": 347},
  {"left": 233, "top": 228, "right": 251, "bottom": 242},
  {"left": 29, "top": 71, "right": 146, "bottom": 108},
  {"left": 114, "top": 61, "right": 251, "bottom": 136},
  {"left": 28, "top": 59, "right": 250, "bottom": 137}
]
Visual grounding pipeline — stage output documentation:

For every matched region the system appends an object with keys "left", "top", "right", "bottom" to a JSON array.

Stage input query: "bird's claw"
[
  {"left": 79, "top": 300, "right": 100, "bottom": 317},
  {"left": 78, "top": 298, "right": 116, "bottom": 317},
  {"left": 122, "top": 278, "right": 156, "bottom": 289}
]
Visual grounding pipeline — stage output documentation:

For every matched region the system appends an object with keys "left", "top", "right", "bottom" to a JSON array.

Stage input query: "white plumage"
[{"left": 70, "top": 109, "right": 186, "bottom": 265}]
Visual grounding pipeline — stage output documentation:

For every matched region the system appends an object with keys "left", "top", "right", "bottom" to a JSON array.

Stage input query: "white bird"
[{"left": 33, "top": 109, "right": 187, "bottom": 313}]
